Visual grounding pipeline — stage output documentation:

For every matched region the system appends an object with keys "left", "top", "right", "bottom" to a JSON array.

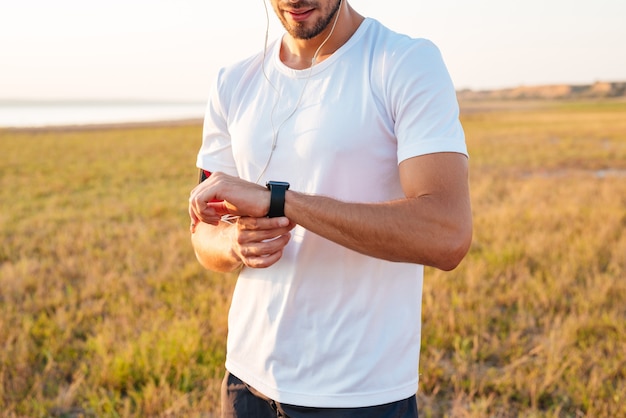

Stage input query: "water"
[{"left": 0, "top": 101, "right": 207, "bottom": 128}]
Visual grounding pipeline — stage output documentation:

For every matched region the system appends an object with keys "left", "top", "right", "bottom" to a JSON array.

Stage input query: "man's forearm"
[{"left": 283, "top": 190, "right": 472, "bottom": 271}]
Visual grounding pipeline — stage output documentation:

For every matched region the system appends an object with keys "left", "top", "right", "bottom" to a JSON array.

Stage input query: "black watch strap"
[{"left": 266, "top": 181, "right": 290, "bottom": 218}]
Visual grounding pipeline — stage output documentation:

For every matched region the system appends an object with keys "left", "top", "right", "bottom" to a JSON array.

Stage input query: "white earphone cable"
[
  {"left": 256, "top": 0, "right": 343, "bottom": 184},
  {"left": 219, "top": 1, "right": 343, "bottom": 225}
]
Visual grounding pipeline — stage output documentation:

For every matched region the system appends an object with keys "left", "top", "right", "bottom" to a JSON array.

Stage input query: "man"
[{"left": 188, "top": 0, "right": 472, "bottom": 416}]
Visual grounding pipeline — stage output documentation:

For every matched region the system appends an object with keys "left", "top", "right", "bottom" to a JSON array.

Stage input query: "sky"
[{"left": 1, "top": 0, "right": 625, "bottom": 101}]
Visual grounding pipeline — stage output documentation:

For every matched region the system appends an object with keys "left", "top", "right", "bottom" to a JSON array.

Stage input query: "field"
[{"left": 1, "top": 100, "right": 625, "bottom": 417}]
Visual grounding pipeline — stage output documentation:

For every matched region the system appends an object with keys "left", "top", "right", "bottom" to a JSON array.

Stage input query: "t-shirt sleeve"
[
  {"left": 196, "top": 69, "right": 239, "bottom": 176},
  {"left": 388, "top": 39, "right": 467, "bottom": 163}
]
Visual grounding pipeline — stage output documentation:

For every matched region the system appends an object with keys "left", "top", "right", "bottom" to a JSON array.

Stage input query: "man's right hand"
[{"left": 188, "top": 172, "right": 271, "bottom": 229}]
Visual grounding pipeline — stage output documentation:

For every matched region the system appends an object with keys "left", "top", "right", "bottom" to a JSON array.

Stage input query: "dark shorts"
[{"left": 221, "top": 371, "right": 418, "bottom": 418}]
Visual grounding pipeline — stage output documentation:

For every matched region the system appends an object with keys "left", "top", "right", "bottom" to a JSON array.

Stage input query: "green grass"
[{"left": 1, "top": 100, "right": 625, "bottom": 417}]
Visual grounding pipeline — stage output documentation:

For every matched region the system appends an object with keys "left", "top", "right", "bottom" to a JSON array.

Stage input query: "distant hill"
[{"left": 457, "top": 81, "right": 626, "bottom": 101}]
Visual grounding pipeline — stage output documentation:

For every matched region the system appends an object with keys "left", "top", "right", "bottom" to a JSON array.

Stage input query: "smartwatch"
[{"left": 266, "top": 181, "right": 290, "bottom": 218}]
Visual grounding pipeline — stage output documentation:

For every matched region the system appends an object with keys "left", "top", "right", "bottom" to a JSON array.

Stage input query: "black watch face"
[{"left": 267, "top": 181, "right": 290, "bottom": 189}]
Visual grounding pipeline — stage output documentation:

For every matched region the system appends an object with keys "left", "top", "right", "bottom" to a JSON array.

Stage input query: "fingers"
[
  {"left": 188, "top": 196, "right": 202, "bottom": 232},
  {"left": 189, "top": 190, "right": 223, "bottom": 229},
  {"left": 240, "top": 249, "right": 285, "bottom": 269},
  {"left": 188, "top": 173, "right": 242, "bottom": 228},
  {"left": 238, "top": 216, "right": 292, "bottom": 232},
  {"left": 236, "top": 232, "right": 292, "bottom": 269},
  {"left": 188, "top": 172, "right": 273, "bottom": 228},
  {"left": 232, "top": 217, "right": 294, "bottom": 268}
]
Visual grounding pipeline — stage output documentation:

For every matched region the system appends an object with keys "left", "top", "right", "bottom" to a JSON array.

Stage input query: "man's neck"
[{"left": 280, "top": 5, "right": 364, "bottom": 70}]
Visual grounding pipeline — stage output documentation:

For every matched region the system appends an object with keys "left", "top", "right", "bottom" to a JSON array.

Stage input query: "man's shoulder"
[
  {"left": 362, "top": 18, "right": 440, "bottom": 61},
  {"left": 217, "top": 49, "right": 266, "bottom": 84}
]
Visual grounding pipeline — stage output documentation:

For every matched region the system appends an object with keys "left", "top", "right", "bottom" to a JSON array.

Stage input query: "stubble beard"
[{"left": 280, "top": 0, "right": 342, "bottom": 40}]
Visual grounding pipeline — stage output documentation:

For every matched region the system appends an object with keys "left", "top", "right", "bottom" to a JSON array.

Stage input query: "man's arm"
[
  {"left": 189, "top": 152, "right": 472, "bottom": 271},
  {"left": 283, "top": 152, "right": 472, "bottom": 270}
]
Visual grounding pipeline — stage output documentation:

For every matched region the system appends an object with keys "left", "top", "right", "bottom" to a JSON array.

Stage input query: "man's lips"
[{"left": 287, "top": 9, "right": 314, "bottom": 22}]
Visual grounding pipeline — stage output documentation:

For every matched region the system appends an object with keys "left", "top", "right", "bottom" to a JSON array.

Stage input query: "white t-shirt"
[{"left": 197, "top": 18, "right": 467, "bottom": 408}]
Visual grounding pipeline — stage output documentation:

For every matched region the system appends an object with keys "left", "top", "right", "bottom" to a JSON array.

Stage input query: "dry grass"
[
  {"left": 1, "top": 124, "right": 232, "bottom": 417},
  {"left": 1, "top": 100, "right": 625, "bottom": 417},
  {"left": 419, "top": 100, "right": 626, "bottom": 417}
]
